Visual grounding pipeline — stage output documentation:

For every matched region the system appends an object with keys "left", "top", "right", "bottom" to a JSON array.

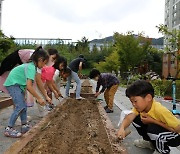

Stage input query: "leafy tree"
[
  {"left": 157, "top": 24, "right": 180, "bottom": 77},
  {"left": 94, "top": 50, "right": 120, "bottom": 74},
  {"left": 75, "top": 36, "right": 89, "bottom": 54},
  {"left": 147, "top": 47, "right": 163, "bottom": 75},
  {"left": 113, "top": 32, "right": 144, "bottom": 75},
  {"left": 0, "top": 30, "right": 16, "bottom": 62},
  {"left": 91, "top": 44, "right": 98, "bottom": 55}
]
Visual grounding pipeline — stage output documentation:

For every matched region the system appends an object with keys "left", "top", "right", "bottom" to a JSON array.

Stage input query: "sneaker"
[
  {"left": 153, "top": 149, "right": 160, "bottom": 154},
  {"left": 44, "top": 104, "right": 54, "bottom": 111},
  {"left": 27, "top": 116, "right": 32, "bottom": 122},
  {"left": 104, "top": 106, "right": 108, "bottom": 110},
  {"left": 105, "top": 108, "right": 113, "bottom": 113},
  {"left": 21, "top": 124, "right": 31, "bottom": 134},
  {"left": 48, "top": 103, "right": 55, "bottom": 109},
  {"left": 134, "top": 139, "right": 155, "bottom": 150},
  {"left": 76, "top": 97, "right": 85, "bottom": 100},
  {"left": 64, "top": 95, "right": 70, "bottom": 99},
  {"left": 153, "top": 147, "right": 180, "bottom": 154},
  {"left": 4, "top": 127, "right": 22, "bottom": 138},
  {"left": 169, "top": 147, "right": 180, "bottom": 154}
]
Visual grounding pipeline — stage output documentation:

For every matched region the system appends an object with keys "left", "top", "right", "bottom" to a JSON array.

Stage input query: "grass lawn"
[{"left": 82, "top": 68, "right": 92, "bottom": 76}]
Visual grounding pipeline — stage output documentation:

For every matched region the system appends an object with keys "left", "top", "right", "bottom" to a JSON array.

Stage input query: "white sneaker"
[
  {"left": 64, "top": 95, "right": 70, "bottom": 99},
  {"left": 153, "top": 149, "right": 160, "bottom": 154},
  {"left": 134, "top": 139, "right": 154, "bottom": 150},
  {"left": 153, "top": 146, "right": 179, "bottom": 154},
  {"left": 76, "top": 97, "right": 85, "bottom": 100},
  {"left": 27, "top": 116, "right": 32, "bottom": 122},
  {"left": 169, "top": 147, "right": 180, "bottom": 154}
]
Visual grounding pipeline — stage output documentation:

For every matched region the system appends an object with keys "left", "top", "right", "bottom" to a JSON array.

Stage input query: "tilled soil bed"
[{"left": 19, "top": 98, "right": 114, "bottom": 154}]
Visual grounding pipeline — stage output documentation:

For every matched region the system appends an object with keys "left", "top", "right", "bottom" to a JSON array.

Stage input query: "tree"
[
  {"left": 0, "top": 30, "right": 15, "bottom": 62},
  {"left": 91, "top": 44, "right": 98, "bottom": 55},
  {"left": 147, "top": 47, "right": 163, "bottom": 75},
  {"left": 75, "top": 36, "right": 89, "bottom": 54},
  {"left": 94, "top": 50, "right": 120, "bottom": 74},
  {"left": 113, "top": 32, "right": 144, "bottom": 75},
  {"left": 157, "top": 24, "right": 180, "bottom": 78}
]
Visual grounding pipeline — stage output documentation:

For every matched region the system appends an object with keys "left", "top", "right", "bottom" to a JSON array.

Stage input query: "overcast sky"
[{"left": 2, "top": 0, "right": 165, "bottom": 41}]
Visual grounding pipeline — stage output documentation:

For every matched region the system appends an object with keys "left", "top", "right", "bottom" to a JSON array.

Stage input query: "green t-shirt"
[{"left": 4, "top": 62, "right": 36, "bottom": 91}]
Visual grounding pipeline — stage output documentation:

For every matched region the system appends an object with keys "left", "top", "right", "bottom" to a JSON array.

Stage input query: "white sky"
[{"left": 2, "top": 0, "right": 165, "bottom": 42}]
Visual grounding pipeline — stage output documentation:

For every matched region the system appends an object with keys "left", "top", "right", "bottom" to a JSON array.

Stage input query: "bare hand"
[
  {"left": 141, "top": 113, "right": 154, "bottom": 124},
  {"left": 117, "top": 129, "right": 126, "bottom": 140},
  {"left": 78, "top": 73, "right": 83, "bottom": 78},
  {"left": 54, "top": 92, "right": 59, "bottom": 99},
  {"left": 45, "top": 96, "right": 52, "bottom": 104},
  {"left": 57, "top": 92, "right": 63, "bottom": 98},
  {"left": 37, "top": 98, "right": 45, "bottom": 106},
  {"left": 95, "top": 92, "right": 100, "bottom": 97}
]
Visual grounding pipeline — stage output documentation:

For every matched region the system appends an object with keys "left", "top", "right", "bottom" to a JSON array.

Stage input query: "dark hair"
[
  {"left": 126, "top": 80, "right": 154, "bottom": 98},
  {"left": 47, "top": 48, "right": 58, "bottom": 56},
  {"left": 79, "top": 54, "right": 84, "bottom": 58},
  {"left": 89, "top": 68, "right": 101, "bottom": 79},
  {"left": 30, "top": 46, "right": 49, "bottom": 64},
  {"left": 53, "top": 55, "right": 67, "bottom": 70},
  {"left": 63, "top": 67, "right": 71, "bottom": 75}
]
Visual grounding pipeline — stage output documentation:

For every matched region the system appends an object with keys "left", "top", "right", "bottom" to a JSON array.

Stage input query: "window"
[
  {"left": 171, "top": 61, "right": 175, "bottom": 64},
  {"left": 173, "top": 6, "right": 176, "bottom": 11},
  {"left": 173, "top": 20, "right": 176, "bottom": 26}
]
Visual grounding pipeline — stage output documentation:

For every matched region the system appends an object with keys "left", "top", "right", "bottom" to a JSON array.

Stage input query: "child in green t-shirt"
[{"left": 4, "top": 46, "right": 49, "bottom": 138}]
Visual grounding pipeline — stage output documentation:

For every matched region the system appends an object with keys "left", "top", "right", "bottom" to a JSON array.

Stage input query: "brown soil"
[
  {"left": 82, "top": 79, "right": 91, "bottom": 86},
  {"left": 19, "top": 98, "right": 114, "bottom": 154},
  {"left": 81, "top": 86, "right": 93, "bottom": 93},
  {"left": 81, "top": 79, "right": 93, "bottom": 93}
]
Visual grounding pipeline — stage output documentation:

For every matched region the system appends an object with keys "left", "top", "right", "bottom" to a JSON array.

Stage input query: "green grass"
[{"left": 82, "top": 68, "right": 92, "bottom": 76}]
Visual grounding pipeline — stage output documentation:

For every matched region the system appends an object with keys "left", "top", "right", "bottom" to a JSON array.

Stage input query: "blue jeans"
[
  {"left": 65, "top": 71, "right": 81, "bottom": 98},
  {"left": 6, "top": 85, "right": 27, "bottom": 127}
]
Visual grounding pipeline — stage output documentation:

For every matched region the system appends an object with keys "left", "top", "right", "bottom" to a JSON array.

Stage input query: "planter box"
[
  {"left": 0, "top": 97, "right": 13, "bottom": 109},
  {"left": 5, "top": 80, "right": 127, "bottom": 154}
]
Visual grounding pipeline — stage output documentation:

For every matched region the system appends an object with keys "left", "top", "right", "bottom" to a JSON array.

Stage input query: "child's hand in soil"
[
  {"left": 57, "top": 92, "right": 63, "bottom": 98},
  {"left": 54, "top": 91, "right": 60, "bottom": 99},
  {"left": 37, "top": 98, "right": 45, "bottom": 106},
  {"left": 117, "top": 128, "right": 125, "bottom": 140},
  {"left": 78, "top": 73, "right": 83, "bottom": 78},
  {"left": 45, "top": 96, "right": 52, "bottom": 104}
]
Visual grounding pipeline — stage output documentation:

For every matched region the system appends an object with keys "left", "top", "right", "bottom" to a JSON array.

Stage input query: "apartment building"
[
  {"left": 165, "top": 0, "right": 180, "bottom": 30},
  {"left": 163, "top": 0, "right": 180, "bottom": 78}
]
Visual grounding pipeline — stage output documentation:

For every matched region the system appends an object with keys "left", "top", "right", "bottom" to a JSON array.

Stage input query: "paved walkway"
[{"left": 0, "top": 80, "right": 180, "bottom": 154}]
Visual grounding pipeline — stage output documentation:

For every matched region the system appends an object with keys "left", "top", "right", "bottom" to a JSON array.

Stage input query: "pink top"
[
  {"left": 18, "top": 49, "right": 34, "bottom": 63},
  {"left": 41, "top": 66, "right": 56, "bottom": 83}
]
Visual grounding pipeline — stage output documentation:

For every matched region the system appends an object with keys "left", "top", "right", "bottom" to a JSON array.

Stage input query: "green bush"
[
  {"left": 150, "top": 80, "right": 180, "bottom": 99},
  {"left": 120, "top": 78, "right": 180, "bottom": 99}
]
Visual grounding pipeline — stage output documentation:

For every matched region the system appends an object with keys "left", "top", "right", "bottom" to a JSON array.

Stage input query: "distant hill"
[
  {"left": 90, "top": 36, "right": 113, "bottom": 44},
  {"left": 90, "top": 36, "right": 164, "bottom": 45},
  {"left": 151, "top": 37, "right": 163, "bottom": 45}
]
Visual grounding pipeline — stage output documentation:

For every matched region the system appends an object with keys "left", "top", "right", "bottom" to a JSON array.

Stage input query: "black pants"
[{"left": 132, "top": 115, "right": 180, "bottom": 154}]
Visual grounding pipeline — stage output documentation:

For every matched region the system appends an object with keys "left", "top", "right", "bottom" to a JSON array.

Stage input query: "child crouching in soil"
[
  {"left": 3, "top": 47, "right": 49, "bottom": 138},
  {"left": 117, "top": 80, "right": 180, "bottom": 154},
  {"left": 89, "top": 69, "right": 119, "bottom": 113}
]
